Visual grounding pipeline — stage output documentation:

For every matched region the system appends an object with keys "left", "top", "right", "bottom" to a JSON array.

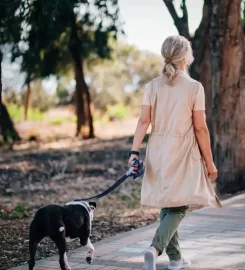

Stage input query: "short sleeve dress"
[{"left": 141, "top": 70, "right": 221, "bottom": 208}]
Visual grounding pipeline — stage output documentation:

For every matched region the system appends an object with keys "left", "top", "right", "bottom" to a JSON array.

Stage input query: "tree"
[
  {"left": 24, "top": 81, "right": 31, "bottom": 120},
  {"left": 164, "top": 0, "right": 245, "bottom": 195},
  {"left": 21, "top": 0, "right": 121, "bottom": 138},
  {"left": 0, "top": 0, "right": 23, "bottom": 142},
  {"left": 209, "top": 0, "right": 245, "bottom": 194},
  {"left": 86, "top": 43, "right": 162, "bottom": 111}
]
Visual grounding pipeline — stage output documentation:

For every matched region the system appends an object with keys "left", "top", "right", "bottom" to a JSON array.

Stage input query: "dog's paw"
[{"left": 86, "top": 256, "right": 92, "bottom": 265}]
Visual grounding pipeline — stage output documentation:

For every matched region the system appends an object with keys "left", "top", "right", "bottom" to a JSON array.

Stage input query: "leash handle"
[
  {"left": 74, "top": 159, "right": 144, "bottom": 201},
  {"left": 126, "top": 158, "right": 144, "bottom": 179}
]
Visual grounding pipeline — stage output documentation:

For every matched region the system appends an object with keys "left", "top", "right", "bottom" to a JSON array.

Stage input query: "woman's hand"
[
  {"left": 206, "top": 161, "right": 218, "bottom": 180},
  {"left": 128, "top": 154, "right": 139, "bottom": 173}
]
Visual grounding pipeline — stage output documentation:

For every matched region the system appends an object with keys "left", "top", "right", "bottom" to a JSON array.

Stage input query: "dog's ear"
[{"left": 89, "top": 201, "right": 96, "bottom": 210}]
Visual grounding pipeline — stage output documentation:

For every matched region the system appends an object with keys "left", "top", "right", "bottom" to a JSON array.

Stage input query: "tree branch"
[
  {"left": 188, "top": 1, "right": 210, "bottom": 80},
  {"left": 163, "top": 0, "right": 190, "bottom": 39},
  {"left": 181, "top": 0, "right": 188, "bottom": 24},
  {"left": 193, "top": 0, "right": 209, "bottom": 40}
]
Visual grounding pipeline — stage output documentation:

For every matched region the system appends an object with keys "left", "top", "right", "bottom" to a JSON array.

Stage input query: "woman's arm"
[
  {"left": 128, "top": 105, "right": 151, "bottom": 165},
  {"left": 193, "top": 110, "right": 218, "bottom": 180},
  {"left": 131, "top": 105, "right": 151, "bottom": 151}
]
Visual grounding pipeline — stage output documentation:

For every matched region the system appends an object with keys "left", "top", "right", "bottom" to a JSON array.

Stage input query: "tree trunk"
[
  {"left": 71, "top": 49, "right": 94, "bottom": 138},
  {"left": 0, "top": 55, "right": 20, "bottom": 143},
  {"left": 69, "top": 9, "right": 94, "bottom": 139},
  {"left": 81, "top": 58, "right": 94, "bottom": 139},
  {"left": 24, "top": 82, "right": 31, "bottom": 120},
  {"left": 72, "top": 50, "right": 85, "bottom": 136},
  {"left": 190, "top": 1, "right": 213, "bottom": 129},
  {"left": 0, "top": 103, "right": 21, "bottom": 143},
  {"left": 209, "top": 0, "right": 245, "bottom": 194},
  {"left": 197, "top": 38, "right": 213, "bottom": 130},
  {"left": 0, "top": 52, "right": 2, "bottom": 116}
]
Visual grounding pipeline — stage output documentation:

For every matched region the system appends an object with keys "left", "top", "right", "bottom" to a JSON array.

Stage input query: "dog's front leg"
[{"left": 85, "top": 238, "right": 94, "bottom": 265}]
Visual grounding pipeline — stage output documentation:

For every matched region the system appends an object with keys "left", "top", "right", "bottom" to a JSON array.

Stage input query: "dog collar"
[{"left": 65, "top": 201, "right": 91, "bottom": 213}]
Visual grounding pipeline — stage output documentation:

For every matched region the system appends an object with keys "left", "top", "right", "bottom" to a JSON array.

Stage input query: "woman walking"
[{"left": 128, "top": 36, "right": 221, "bottom": 270}]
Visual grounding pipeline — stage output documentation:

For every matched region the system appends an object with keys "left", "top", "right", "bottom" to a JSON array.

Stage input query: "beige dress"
[{"left": 141, "top": 71, "right": 221, "bottom": 208}]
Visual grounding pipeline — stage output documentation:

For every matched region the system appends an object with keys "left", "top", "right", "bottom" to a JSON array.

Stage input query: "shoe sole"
[
  {"left": 168, "top": 261, "right": 192, "bottom": 270},
  {"left": 141, "top": 251, "right": 156, "bottom": 270}
]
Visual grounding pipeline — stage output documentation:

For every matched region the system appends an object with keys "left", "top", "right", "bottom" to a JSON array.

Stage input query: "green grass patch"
[
  {"left": 0, "top": 203, "right": 29, "bottom": 220},
  {"left": 106, "top": 104, "right": 129, "bottom": 121},
  {"left": 7, "top": 103, "right": 45, "bottom": 123},
  {"left": 48, "top": 115, "right": 76, "bottom": 125}
]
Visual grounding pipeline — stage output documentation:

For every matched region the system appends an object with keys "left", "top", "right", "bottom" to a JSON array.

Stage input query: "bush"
[
  {"left": 48, "top": 115, "right": 76, "bottom": 125},
  {"left": 106, "top": 104, "right": 129, "bottom": 121},
  {"left": 7, "top": 103, "right": 45, "bottom": 123}
]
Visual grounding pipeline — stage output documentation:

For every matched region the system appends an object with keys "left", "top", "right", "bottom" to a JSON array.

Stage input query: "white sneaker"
[
  {"left": 168, "top": 258, "right": 191, "bottom": 270},
  {"left": 141, "top": 247, "right": 156, "bottom": 270}
]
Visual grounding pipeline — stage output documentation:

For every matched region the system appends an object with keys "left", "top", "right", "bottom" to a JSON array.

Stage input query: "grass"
[
  {"left": 7, "top": 103, "right": 77, "bottom": 125},
  {"left": 0, "top": 203, "right": 29, "bottom": 220},
  {"left": 7, "top": 103, "right": 130, "bottom": 127},
  {"left": 106, "top": 104, "right": 129, "bottom": 121},
  {"left": 7, "top": 103, "right": 45, "bottom": 123},
  {"left": 48, "top": 115, "right": 76, "bottom": 125}
]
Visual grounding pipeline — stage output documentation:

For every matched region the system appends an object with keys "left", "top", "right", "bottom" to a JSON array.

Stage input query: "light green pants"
[{"left": 151, "top": 206, "right": 189, "bottom": 261}]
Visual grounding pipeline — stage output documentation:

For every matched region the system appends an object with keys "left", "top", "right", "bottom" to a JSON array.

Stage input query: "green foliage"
[
  {"left": 3, "top": 88, "right": 23, "bottom": 106},
  {"left": 7, "top": 103, "right": 45, "bottom": 123},
  {"left": 6, "top": 102, "right": 78, "bottom": 124},
  {"left": 106, "top": 104, "right": 129, "bottom": 121},
  {"left": 56, "top": 72, "right": 75, "bottom": 105},
  {"left": 56, "top": 88, "right": 73, "bottom": 106},
  {"left": 17, "top": 0, "right": 122, "bottom": 82},
  {"left": 4, "top": 80, "right": 55, "bottom": 112},
  {"left": 87, "top": 43, "right": 161, "bottom": 113},
  {"left": 12, "top": 203, "right": 28, "bottom": 218},
  {"left": 0, "top": 203, "right": 28, "bottom": 220},
  {"left": 0, "top": 0, "right": 24, "bottom": 47},
  {"left": 29, "top": 80, "right": 55, "bottom": 112},
  {"left": 48, "top": 115, "right": 76, "bottom": 125}
]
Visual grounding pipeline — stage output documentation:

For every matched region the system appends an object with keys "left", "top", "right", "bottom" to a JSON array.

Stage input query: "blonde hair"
[{"left": 161, "top": 35, "right": 194, "bottom": 85}]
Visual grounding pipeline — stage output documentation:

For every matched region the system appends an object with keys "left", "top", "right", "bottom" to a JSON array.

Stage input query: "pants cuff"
[
  {"left": 169, "top": 254, "right": 181, "bottom": 261},
  {"left": 151, "top": 243, "right": 162, "bottom": 256}
]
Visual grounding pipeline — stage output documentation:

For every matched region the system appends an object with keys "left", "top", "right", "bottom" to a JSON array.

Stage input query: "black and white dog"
[{"left": 28, "top": 200, "right": 96, "bottom": 270}]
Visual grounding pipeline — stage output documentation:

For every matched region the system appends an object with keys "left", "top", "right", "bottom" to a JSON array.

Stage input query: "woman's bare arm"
[
  {"left": 193, "top": 110, "right": 217, "bottom": 179},
  {"left": 131, "top": 105, "right": 151, "bottom": 151},
  {"left": 128, "top": 105, "right": 151, "bottom": 166},
  {"left": 193, "top": 111, "right": 213, "bottom": 163}
]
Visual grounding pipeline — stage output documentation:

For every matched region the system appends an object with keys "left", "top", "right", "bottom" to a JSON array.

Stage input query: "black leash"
[{"left": 74, "top": 159, "right": 144, "bottom": 201}]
